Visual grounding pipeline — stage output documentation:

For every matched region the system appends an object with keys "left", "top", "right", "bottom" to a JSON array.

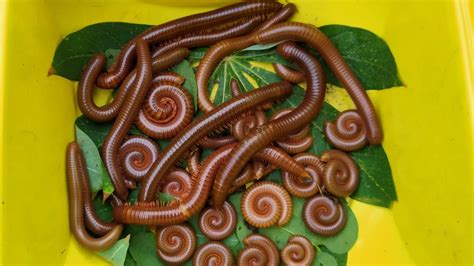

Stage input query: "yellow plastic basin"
[{"left": 1, "top": 0, "right": 473, "bottom": 265}]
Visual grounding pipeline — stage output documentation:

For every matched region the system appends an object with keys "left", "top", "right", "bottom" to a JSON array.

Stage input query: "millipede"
[{"left": 63, "top": 0, "right": 387, "bottom": 262}]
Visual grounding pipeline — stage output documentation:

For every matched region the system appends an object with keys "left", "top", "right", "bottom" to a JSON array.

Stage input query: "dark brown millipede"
[
  {"left": 136, "top": 81, "right": 194, "bottom": 139},
  {"left": 281, "top": 235, "right": 315, "bottom": 266},
  {"left": 66, "top": 142, "right": 123, "bottom": 251},
  {"left": 119, "top": 135, "right": 160, "bottom": 181},
  {"left": 156, "top": 224, "right": 196, "bottom": 264},
  {"left": 238, "top": 233, "right": 280, "bottom": 266},
  {"left": 198, "top": 201, "right": 237, "bottom": 240},
  {"left": 78, "top": 48, "right": 189, "bottom": 123},
  {"left": 303, "top": 194, "right": 347, "bottom": 236},
  {"left": 101, "top": 38, "right": 152, "bottom": 200},
  {"left": 96, "top": 1, "right": 282, "bottom": 89},
  {"left": 253, "top": 22, "right": 383, "bottom": 144},
  {"left": 324, "top": 109, "right": 368, "bottom": 152},
  {"left": 193, "top": 241, "right": 234, "bottom": 266},
  {"left": 212, "top": 42, "right": 326, "bottom": 207},
  {"left": 138, "top": 81, "right": 293, "bottom": 202}
]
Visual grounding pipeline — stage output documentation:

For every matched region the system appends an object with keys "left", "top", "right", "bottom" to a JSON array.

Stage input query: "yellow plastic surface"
[{"left": 1, "top": 0, "right": 473, "bottom": 265}]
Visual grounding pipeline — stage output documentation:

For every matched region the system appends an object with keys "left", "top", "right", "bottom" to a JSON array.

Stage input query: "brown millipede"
[
  {"left": 77, "top": 48, "right": 189, "bottom": 123},
  {"left": 66, "top": 142, "right": 123, "bottom": 251},
  {"left": 97, "top": 1, "right": 282, "bottom": 89},
  {"left": 321, "top": 149, "right": 359, "bottom": 197},
  {"left": 253, "top": 22, "right": 383, "bottom": 144},
  {"left": 152, "top": 16, "right": 262, "bottom": 58},
  {"left": 156, "top": 223, "right": 196, "bottom": 264},
  {"left": 159, "top": 169, "right": 193, "bottom": 200},
  {"left": 273, "top": 63, "right": 305, "bottom": 83},
  {"left": 75, "top": 143, "right": 118, "bottom": 236},
  {"left": 198, "top": 201, "right": 237, "bottom": 240},
  {"left": 303, "top": 194, "right": 347, "bottom": 236},
  {"left": 199, "top": 135, "right": 236, "bottom": 149},
  {"left": 281, "top": 235, "right": 315, "bottom": 266},
  {"left": 281, "top": 153, "right": 324, "bottom": 198},
  {"left": 192, "top": 241, "right": 234, "bottom": 266},
  {"left": 152, "top": 71, "right": 185, "bottom": 85},
  {"left": 270, "top": 108, "right": 314, "bottom": 154},
  {"left": 114, "top": 144, "right": 237, "bottom": 225},
  {"left": 324, "top": 109, "right": 368, "bottom": 152},
  {"left": 212, "top": 42, "right": 326, "bottom": 207},
  {"left": 238, "top": 233, "right": 280, "bottom": 266},
  {"left": 136, "top": 82, "right": 194, "bottom": 139},
  {"left": 119, "top": 135, "right": 159, "bottom": 181},
  {"left": 241, "top": 181, "right": 292, "bottom": 228},
  {"left": 186, "top": 149, "right": 201, "bottom": 177},
  {"left": 196, "top": 4, "right": 296, "bottom": 114},
  {"left": 101, "top": 38, "right": 152, "bottom": 200},
  {"left": 138, "top": 81, "right": 293, "bottom": 202}
]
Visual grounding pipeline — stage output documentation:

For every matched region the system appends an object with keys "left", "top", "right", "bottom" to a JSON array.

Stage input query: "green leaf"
[
  {"left": 92, "top": 193, "right": 113, "bottom": 222},
  {"left": 124, "top": 251, "right": 137, "bottom": 266},
  {"left": 318, "top": 25, "right": 403, "bottom": 89},
  {"left": 260, "top": 199, "right": 358, "bottom": 254},
  {"left": 314, "top": 250, "right": 338, "bottom": 266},
  {"left": 105, "top": 49, "right": 121, "bottom": 69},
  {"left": 128, "top": 231, "right": 163, "bottom": 266},
  {"left": 188, "top": 47, "right": 208, "bottom": 62},
  {"left": 75, "top": 115, "right": 151, "bottom": 147},
  {"left": 276, "top": 85, "right": 397, "bottom": 207},
  {"left": 234, "top": 49, "right": 292, "bottom": 66},
  {"left": 97, "top": 235, "right": 130, "bottom": 266},
  {"left": 171, "top": 60, "right": 198, "bottom": 111},
  {"left": 75, "top": 126, "right": 104, "bottom": 194},
  {"left": 320, "top": 246, "right": 348, "bottom": 266},
  {"left": 351, "top": 145, "right": 397, "bottom": 207},
  {"left": 75, "top": 116, "right": 112, "bottom": 147},
  {"left": 242, "top": 42, "right": 282, "bottom": 51},
  {"left": 50, "top": 22, "right": 150, "bottom": 80}
]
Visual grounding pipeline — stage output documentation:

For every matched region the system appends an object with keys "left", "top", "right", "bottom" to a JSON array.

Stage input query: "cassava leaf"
[
  {"left": 50, "top": 22, "right": 150, "bottom": 80},
  {"left": 317, "top": 25, "right": 403, "bottom": 89},
  {"left": 75, "top": 126, "right": 106, "bottom": 194},
  {"left": 314, "top": 250, "right": 338, "bottom": 266},
  {"left": 98, "top": 235, "right": 130, "bottom": 266},
  {"left": 92, "top": 193, "right": 113, "bottom": 222},
  {"left": 128, "top": 231, "right": 162, "bottom": 266},
  {"left": 320, "top": 246, "right": 348, "bottom": 266}
]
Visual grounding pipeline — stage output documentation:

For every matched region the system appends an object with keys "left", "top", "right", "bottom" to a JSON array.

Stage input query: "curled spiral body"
[
  {"left": 101, "top": 38, "right": 152, "bottom": 200},
  {"left": 253, "top": 22, "right": 383, "bottom": 144},
  {"left": 241, "top": 181, "right": 292, "bottom": 228},
  {"left": 192, "top": 241, "right": 234, "bottom": 266},
  {"left": 198, "top": 201, "right": 237, "bottom": 240},
  {"left": 303, "top": 195, "right": 347, "bottom": 236},
  {"left": 136, "top": 82, "right": 194, "bottom": 139},
  {"left": 159, "top": 169, "right": 193, "bottom": 200},
  {"left": 324, "top": 109, "right": 368, "bottom": 152},
  {"left": 119, "top": 136, "right": 159, "bottom": 181},
  {"left": 238, "top": 233, "right": 279, "bottom": 266},
  {"left": 281, "top": 235, "right": 315, "bottom": 266},
  {"left": 321, "top": 149, "right": 359, "bottom": 197},
  {"left": 282, "top": 153, "right": 324, "bottom": 198},
  {"left": 156, "top": 224, "right": 196, "bottom": 264}
]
